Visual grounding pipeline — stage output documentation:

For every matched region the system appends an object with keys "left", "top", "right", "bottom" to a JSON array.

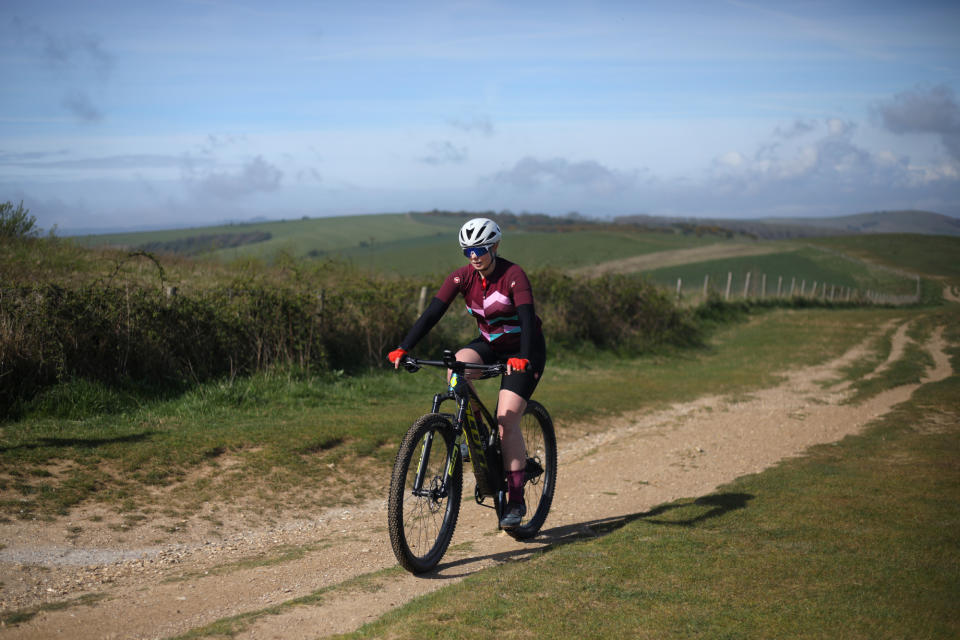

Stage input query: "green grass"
[
  {"left": 646, "top": 246, "right": 920, "bottom": 299},
  {"left": 337, "top": 315, "right": 960, "bottom": 640},
  {"left": 809, "top": 233, "right": 960, "bottom": 282},
  {"left": 332, "top": 228, "right": 724, "bottom": 277}
]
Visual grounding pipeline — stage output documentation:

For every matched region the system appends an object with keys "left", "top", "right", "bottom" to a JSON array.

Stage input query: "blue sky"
[{"left": 2, "top": 0, "right": 960, "bottom": 233}]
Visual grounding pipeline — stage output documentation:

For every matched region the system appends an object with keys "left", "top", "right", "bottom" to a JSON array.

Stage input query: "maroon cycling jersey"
[{"left": 435, "top": 258, "right": 542, "bottom": 354}]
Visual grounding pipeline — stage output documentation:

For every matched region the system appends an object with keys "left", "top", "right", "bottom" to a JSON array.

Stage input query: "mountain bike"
[{"left": 387, "top": 350, "right": 557, "bottom": 574}]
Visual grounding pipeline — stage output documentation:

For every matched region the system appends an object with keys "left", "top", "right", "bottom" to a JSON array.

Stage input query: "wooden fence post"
[
  {"left": 800, "top": 280, "right": 806, "bottom": 296},
  {"left": 676, "top": 278, "right": 683, "bottom": 301},
  {"left": 725, "top": 272, "right": 732, "bottom": 301},
  {"left": 703, "top": 274, "right": 709, "bottom": 300},
  {"left": 743, "top": 272, "right": 751, "bottom": 299},
  {"left": 777, "top": 275, "right": 783, "bottom": 297},
  {"left": 761, "top": 273, "right": 766, "bottom": 299},
  {"left": 417, "top": 285, "right": 428, "bottom": 315}
]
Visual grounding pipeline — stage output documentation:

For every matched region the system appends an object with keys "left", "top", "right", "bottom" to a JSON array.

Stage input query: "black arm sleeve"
[
  {"left": 518, "top": 303, "right": 536, "bottom": 360},
  {"left": 399, "top": 297, "right": 450, "bottom": 351}
]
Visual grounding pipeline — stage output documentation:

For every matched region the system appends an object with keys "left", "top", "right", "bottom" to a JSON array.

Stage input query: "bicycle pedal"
[{"left": 524, "top": 457, "right": 543, "bottom": 482}]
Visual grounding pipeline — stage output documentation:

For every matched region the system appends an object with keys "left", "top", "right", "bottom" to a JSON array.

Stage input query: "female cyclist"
[{"left": 387, "top": 217, "right": 546, "bottom": 529}]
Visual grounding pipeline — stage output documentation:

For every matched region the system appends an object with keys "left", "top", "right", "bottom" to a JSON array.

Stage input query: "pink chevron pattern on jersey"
[{"left": 434, "top": 257, "right": 542, "bottom": 354}]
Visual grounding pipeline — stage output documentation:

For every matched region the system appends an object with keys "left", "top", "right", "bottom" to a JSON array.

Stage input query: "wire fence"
[{"left": 671, "top": 272, "right": 922, "bottom": 306}]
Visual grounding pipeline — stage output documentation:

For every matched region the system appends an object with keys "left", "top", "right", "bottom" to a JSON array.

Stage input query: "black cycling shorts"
[{"left": 462, "top": 333, "right": 546, "bottom": 401}]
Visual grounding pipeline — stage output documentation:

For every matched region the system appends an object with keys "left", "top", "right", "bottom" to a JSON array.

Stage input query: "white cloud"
[
  {"left": 483, "top": 156, "right": 640, "bottom": 195},
  {"left": 182, "top": 155, "right": 283, "bottom": 201},
  {"left": 715, "top": 151, "right": 746, "bottom": 169}
]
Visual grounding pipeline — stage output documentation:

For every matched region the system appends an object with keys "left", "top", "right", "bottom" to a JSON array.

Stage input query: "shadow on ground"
[{"left": 429, "top": 492, "right": 753, "bottom": 578}]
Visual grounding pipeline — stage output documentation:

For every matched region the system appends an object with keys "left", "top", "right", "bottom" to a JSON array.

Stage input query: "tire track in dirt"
[{"left": 1, "top": 319, "right": 953, "bottom": 640}]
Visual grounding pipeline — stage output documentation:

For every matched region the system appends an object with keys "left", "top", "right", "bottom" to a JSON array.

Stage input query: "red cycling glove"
[
  {"left": 507, "top": 357, "right": 529, "bottom": 372},
  {"left": 387, "top": 348, "right": 407, "bottom": 365}
]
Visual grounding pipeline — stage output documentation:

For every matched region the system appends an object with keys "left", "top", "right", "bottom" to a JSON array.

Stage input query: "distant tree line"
[
  {"left": 137, "top": 231, "right": 272, "bottom": 255},
  {"left": 418, "top": 209, "right": 744, "bottom": 238}
]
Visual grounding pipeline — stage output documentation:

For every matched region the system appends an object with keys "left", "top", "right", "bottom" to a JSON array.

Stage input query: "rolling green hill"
[
  {"left": 73, "top": 213, "right": 459, "bottom": 259},
  {"left": 808, "top": 234, "right": 960, "bottom": 281},
  {"left": 643, "top": 246, "right": 920, "bottom": 299},
  {"left": 761, "top": 210, "right": 960, "bottom": 236},
  {"left": 71, "top": 211, "right": 958, "bottom": 295},
  {"left": 75, "top": 212, "right": 742, "bottom": 277},
  {"left": 617, "top": 210, "right": 960, "bottom": 239}
]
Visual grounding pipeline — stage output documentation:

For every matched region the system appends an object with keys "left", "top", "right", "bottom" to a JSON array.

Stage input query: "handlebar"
[{"left": 400, "top": 349, "right": 507, "bottom": 379}]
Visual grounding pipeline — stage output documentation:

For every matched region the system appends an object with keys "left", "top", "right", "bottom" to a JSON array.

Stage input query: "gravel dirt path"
[{"left": 1, "top": 318, "right": 953, "bottom": 640}]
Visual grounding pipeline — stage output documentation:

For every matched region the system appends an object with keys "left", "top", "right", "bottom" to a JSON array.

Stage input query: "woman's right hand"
[{"left": 387, "top": 348, "right": 407, "bottom": 369}]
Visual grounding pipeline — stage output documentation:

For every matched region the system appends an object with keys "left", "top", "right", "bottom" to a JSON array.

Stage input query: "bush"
[
  {"left": 0, "top": 201, "right": 38, "bottom": 239},
  {"left": 533, "top": 269, "right": 701, "bottom": 353},
  {"left": 0, "top": 240, "right": 699, "bottom": 418}
]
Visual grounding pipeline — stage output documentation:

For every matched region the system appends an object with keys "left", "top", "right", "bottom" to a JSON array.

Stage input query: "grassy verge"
[
  {"left": 0, "top": 306, "right": 920, "bottom": 522},
  {"left": 339, "top": 316, "right": 960, "bottom": 640}
]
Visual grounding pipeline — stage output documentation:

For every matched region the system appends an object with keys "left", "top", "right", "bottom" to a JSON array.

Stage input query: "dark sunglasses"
[{"left": 462, "top": 245, "right": 492, "bottom": 259}]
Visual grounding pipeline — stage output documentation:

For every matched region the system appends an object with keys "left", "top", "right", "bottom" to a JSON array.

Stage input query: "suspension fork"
[
  {"left": 410, "top": 392, "right": 460, "bottom": 497},
  {"left": 412, "top": 430, "right": 435, "bottom": 495}
]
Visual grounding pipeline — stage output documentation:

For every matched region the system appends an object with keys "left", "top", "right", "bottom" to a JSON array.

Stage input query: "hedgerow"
[{"left": 0, "top": 235, "right": 701, "bottom": 419}]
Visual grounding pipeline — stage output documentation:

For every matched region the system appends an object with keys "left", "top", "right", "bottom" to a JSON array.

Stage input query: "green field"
[
  {"left": 334, "top": 228, "right": 727, "bottom": 276},
  {"left": 73, "top": 213, "right": 958, "bottom": 293},
  {"left": 73, "top": 213, "right": 457, "bottom": 259},
  {"left": 76, "top": 212, "right": 737, "bottom": 277},
  {"left": 809, "top": 233, "right": 960, "bottom": 280},
  {"left": 645, "top": 246, "right": 921, "bottom": 299}
]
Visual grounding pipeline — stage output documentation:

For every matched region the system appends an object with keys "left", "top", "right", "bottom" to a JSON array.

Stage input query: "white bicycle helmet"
[{"left": 458, "top": 217, "right": 501, "bottom": 248}]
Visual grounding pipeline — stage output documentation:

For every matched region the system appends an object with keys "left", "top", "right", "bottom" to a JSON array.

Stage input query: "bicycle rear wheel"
[
  {"left": 508, "top": 399, "right": 557, "bottom": 540},
  {"left": 387, "top": 414, "right": 462, "bottom": 573}
]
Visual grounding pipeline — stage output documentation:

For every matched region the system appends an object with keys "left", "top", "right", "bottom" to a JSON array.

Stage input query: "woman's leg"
[{"left": 497, "top": 388, "right": 527, "bottom": 473}]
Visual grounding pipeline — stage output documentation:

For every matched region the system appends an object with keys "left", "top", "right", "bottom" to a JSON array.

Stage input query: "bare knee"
[{"left": 455, "top": 348, "right": 482, "bottom": 363}]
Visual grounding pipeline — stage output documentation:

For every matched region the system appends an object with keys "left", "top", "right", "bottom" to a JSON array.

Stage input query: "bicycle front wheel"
[
  {"left": 387, "top": 414, "right": 462, "bottom": 573},
  {"left": 509, "top": 399, "right": 557, "bottom": 540}
]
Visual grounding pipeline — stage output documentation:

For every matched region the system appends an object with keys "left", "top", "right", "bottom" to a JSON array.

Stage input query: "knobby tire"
[{"left": 387, "top": 414, "right": 462, "bottom": 573}]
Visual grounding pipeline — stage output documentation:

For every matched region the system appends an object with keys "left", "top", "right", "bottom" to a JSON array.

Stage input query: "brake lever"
[{"left": 402, "top": 357, "right": 421, "bottom": 373}]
